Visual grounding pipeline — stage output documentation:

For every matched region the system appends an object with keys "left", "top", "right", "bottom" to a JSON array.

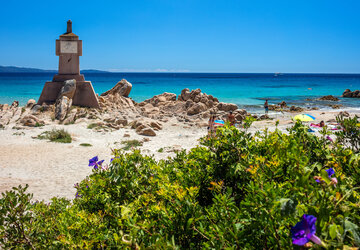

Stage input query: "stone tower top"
[{"left": 66, "top": 20, "right": 72, "bottom": 33}]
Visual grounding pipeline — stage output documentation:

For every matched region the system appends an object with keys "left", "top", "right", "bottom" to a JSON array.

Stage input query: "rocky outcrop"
[
  {"left": 139, "top": 88, "right": 238, "bottom": 118},
  {"left": 140, "top": 92, "right": 177, "bottom": 107},
  {"left": 97, "top": 80, "right": 137, "bottom": 114},
  {"left": 0, "top": 101, "right": 23, "bottom": 127},
  {"left": 101, "top": 79, "right": 132, "bottom": 97},
  {"left": 55, "top": 79, "right": 76, "bottom": 121},
  {"left": 290, "top": 106, "right": 304, "bottom": 112},
  {"left": 20, "top": 115, "right": 45, "bottom": 127},
  {"left": 342, "top": 89, "right": 360, "bottom": 98},
  {"left": 318, "top": 95, "right": 339, "bottom": 101}
]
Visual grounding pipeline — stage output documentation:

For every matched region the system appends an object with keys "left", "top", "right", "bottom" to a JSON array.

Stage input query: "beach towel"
[
  {"left": 310, "top": 123, "right": 321, "bottom": 128},
  {"left": 214, "top": 120, "right": 225, "bottom": 126}
]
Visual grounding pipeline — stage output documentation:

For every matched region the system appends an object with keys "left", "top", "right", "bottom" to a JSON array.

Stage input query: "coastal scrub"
[{"left": 1, "top": 118, "right": 360, "bottom": 248}]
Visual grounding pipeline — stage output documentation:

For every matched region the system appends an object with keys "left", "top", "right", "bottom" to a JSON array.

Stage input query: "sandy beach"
[{"left": 1, "top": 105, "right": 359, "bottom": 202}]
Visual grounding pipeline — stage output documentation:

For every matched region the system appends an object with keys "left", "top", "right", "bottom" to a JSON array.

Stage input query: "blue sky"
[{"left": 0, "top": 0, "right": 359, "bottom": 73}]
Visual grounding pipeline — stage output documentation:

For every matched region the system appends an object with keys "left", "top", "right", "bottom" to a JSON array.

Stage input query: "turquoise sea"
[{"left": 0, "top": 73, "right": 359, "bottom": 113}]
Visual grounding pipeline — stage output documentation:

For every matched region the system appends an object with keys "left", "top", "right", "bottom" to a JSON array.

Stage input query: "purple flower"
[
  {"left": 291, "top": 214, "right": 322, "bottom": 246},
  {"left": 110, "top": 158, "right": 114, "bottom": 163},
  {"left": 75, "top": 192, "right": 82, "bottom": 198},
  {"left": 89, "top": 156, "right": 98, "bottom": 167},
  {"left": 88, "top": 156, "right": 105, "bottom": 170},
  {"left": 326, "top": 168, "right": 335, "bottom": 177}
]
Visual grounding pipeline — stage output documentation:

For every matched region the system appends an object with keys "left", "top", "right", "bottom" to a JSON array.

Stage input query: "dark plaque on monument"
[{"left": 38, "top": 20, "right": 100, "bottom": 108}]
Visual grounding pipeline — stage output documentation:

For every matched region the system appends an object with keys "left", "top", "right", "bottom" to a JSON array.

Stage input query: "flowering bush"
[{"left": 0, "top": 119, "right": 360, "bottom": 248}]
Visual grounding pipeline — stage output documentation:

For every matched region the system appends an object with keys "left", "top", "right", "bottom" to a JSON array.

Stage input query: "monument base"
[{"left": 37, "top": 81, "right": 100, "bottom": 108}]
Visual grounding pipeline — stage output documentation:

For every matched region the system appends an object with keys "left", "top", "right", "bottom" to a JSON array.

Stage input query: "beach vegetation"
[
  {"left": 335, "top": 115, "right": 360, "bottom": 152},
  {"left": 35, "top": 129, "right": 72, "bottom": 143},
  {"left": 80, "top": 143, "right": 92, "bottom": 147},
  {"left": 158, "top": 147, "right": 164, "bottom": 152},
  {"left": 34, "top": 122, "right": 44, "bottom": 127},
  {"left": 1, "top": 117, "right": 360, "bottom": 248},
  {"left": 121, "top": 139, "right": 143, "bottom": 150},
  {"left": 87, "top": 122, "right": 108, "bottom": 131},
  {"left": 13, "top": 132, "right": 25, "bottom": 136}
]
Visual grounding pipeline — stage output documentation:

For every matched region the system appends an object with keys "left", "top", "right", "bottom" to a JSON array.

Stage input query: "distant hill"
[
  {"left": 0, "top": 66, "right": 56, "bottom": 73},
  {"left": 0, "top": 66, "right": 109, "bottom": 73}
]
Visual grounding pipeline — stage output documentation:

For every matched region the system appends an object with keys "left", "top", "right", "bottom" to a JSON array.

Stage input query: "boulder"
[
  {"left": 150, "top": 121, "right": 162, "bottom": 130},
  {"left": 318, "top": 95, "right": 339, "bottom": 101},
  {"left": 290, "top": 106, "right": 304, "bottom": 112},
  {"left": 55, "top": 96, "right": 72, "bottom": 121},
  {"left": 59, "top": 79, "right": 76, "bottom": 99},
  {"left": 342, "top": 89, "right": 352, "bottom": 97},
  {"left": 26, "top": 99, "right": 36, "bottom": 109},
  {"left": 63, "top": 109, "right": 78, "bottom": 125},
  {"left": 259, "top": 114, "right": 270, "bottom": 120},
  {"left": 20, "top": 115, "right": 45, "bottom": 127},
  {"left": 189, "top": 88, "right": 202, "bottom": 101},
  {"left": 179, "top": 88, "right": 191, "bottom": 101},
  {"left": 234, "top": 109, "right": 247, "bottom": 116},
  {"left": 55, "top": 80, "right": 76, "bottom": 121},
  {"left": 217, "top": 102, "right": 238, "bottom": 112},
  {"left": 354, "top": 90, "right": 360, "bottom": 97},
  {"left": 135, "top": 124, "right": 147, "bottom": 133},
  {"left": 235, "top": 114, "right": 245, "bottom": 121},
  {"left": 116, "top": 119, "right": 128, "bottom": 126},
  {"left": 101, "top": 79, "right": 132, "bottom": 97},
  {"left": 342, "top": 89, "right": 360, "bottom": 98},
  {"left": 187, "top": 103, "right": 207, "bottom": 115},
  {"left": 138, "top": 127, "right": 156, "bottom": 136}
]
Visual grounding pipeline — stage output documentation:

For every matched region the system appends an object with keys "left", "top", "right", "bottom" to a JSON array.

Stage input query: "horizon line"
[{"left": 1, "top": 65, "right": 360, "bottom": 74}]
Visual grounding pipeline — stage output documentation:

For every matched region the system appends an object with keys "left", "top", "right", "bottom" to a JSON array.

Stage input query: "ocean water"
[{"left": 0, "top": 73, "right": 360, "bottom": 113}]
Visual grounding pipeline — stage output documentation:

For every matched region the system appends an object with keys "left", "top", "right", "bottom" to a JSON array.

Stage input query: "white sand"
[
  {"left": 0, "top": 109, "right": 359, "bottom": 201},
  {"left": 0, "top": 118, "right": 205, "bottom": 201}
]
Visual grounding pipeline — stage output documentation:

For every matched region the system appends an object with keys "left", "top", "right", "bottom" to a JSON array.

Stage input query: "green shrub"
[
  {"left": 1, "top": 118, "right": 360, "bottom": 248},
  {"left": 36, "top": 129, "right": 72, "bottom": 143},
  {"left": 121, "top": 139, "right": 143, "bottom": 151},
  {"left": 80, "top": 143, "right": 92, "bottom": 147},
  {"left": 336, "top": 115, "right": 360, "bottom": 152}
]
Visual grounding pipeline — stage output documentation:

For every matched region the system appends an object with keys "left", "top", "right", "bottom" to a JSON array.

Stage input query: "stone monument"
[{"left": 38, "top": 20, "right": 99, "bottom": 108}]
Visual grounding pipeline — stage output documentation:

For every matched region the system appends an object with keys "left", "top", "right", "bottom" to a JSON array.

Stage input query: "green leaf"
[
  {"left": 329, "top": 224, "right": 337, "bottom": 239},
  {"left": 320, "top": 169, "right": 331, "bottom": 184}
]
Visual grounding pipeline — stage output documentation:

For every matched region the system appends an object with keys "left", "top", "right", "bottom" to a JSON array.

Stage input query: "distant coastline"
[{"left": 0, "top": 66, "right": 109, "bottom": 74}]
